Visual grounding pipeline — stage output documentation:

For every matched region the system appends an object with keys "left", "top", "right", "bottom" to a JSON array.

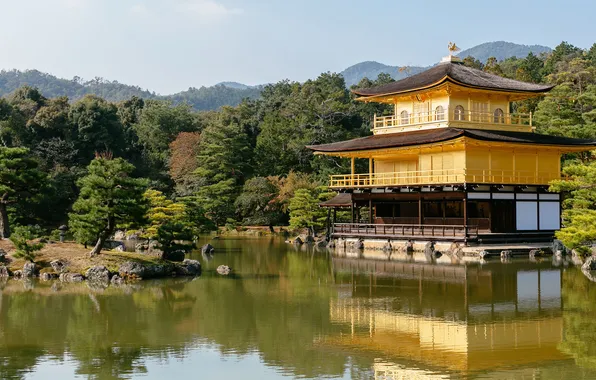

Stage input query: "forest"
[
  {"left": 1, "top": 41, "right": 596, "bottom": 253},
  {"left": 0, "top": 69, "right": 262, "bottom": 111}
]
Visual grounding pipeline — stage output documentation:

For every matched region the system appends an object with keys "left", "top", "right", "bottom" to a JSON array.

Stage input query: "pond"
[{"left": 1, "top": 237, "right": 596, "bottom": 379}]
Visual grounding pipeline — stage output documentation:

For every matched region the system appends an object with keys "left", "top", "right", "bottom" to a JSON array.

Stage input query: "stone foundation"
[{"left": 331, "top": 237, "right": 554, "bottom": 261}]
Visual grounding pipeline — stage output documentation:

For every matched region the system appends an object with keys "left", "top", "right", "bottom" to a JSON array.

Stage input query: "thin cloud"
[
  {"left": 130, "top": 3, "right": 149, "bottom": 15},
  {"left": 59, "top": 0, "right": 89, "bottom": 8},
  {"left": 176, "top": 0, "right": 242, "bottom": 21}
]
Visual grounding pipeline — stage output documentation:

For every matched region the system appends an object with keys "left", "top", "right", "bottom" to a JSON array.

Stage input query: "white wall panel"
[
  {"left": 516, "top": 201, "right": 537, "bottom": 230},
  {"left": 539, "top": 202, "right": 560, "bottom": 230}
]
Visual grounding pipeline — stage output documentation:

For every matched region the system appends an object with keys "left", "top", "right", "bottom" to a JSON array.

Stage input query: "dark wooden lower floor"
[{"left": 324, "top": 189, "right": 560, "bottom": 243}]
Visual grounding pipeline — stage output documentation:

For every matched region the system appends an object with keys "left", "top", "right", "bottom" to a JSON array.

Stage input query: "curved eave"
[
  {"left": 353, "top": 76, "right": 554, "bottom": 102},
  {"left": 307, "top": 135, "right": 596, "bottom": 157}
]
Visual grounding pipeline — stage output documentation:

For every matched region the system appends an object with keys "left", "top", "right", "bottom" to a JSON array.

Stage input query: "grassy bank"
[{"left": 0, "top": 240, "right": 164, "bottom": 275}]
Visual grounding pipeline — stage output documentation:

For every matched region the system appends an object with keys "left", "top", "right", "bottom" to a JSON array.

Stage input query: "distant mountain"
[
  {"left": 340, "top": 61, "right": 426, "bottom": 88},
  {"left": 216, "top": 81, "right": 257, "bottom": 90},
  {"left": 457, "top": 41, "right": 552, "bottom": 62},
  {"left": 0, "top": 42, "right": 557, "bottom": 109},
  {"left": 0, "top": 69, "right": 261, "bottom": 111},
  {"left": 340, "top": 41, "right": 553, "bottom": 87}
]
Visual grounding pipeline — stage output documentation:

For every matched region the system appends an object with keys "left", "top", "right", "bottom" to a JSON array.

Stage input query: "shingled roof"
[
  {"left": 307, "top": 128, "right": 596, "bottom": 153},
  {"left": 352, "top": 61, "right": 554, "bottom": 97}
]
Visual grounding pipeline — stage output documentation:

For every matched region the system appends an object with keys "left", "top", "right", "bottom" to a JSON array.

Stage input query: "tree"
[
  {"left": 194, "top": 115, "right": 251, "bottom": 226},
  {"left": 69, "top": 155, "right": 148, "bottom": 256},
  {"left": 133, "top": 100, "right": 198, "bottom": 176},
  {"left": 483, "top": 57, "right": 503, "bottom": 76},
  {"left": 168, "top": 131, "right": 202, "bottom": 195},
  {"left": 10, "top": 225, "right": 44, "bottom": 262},
  {"left": 549, "top": 161, "right": 596, "bottom": 255},
  {"left": 68, "top": 95, "right": 125, "bottom": 161},
  {"left": 155, "top": 222, "right": 193, "bottom": 259},
  {"left": 235, "top": 177, "right": 285, "bottom": 228},
  {"left": 0, "top": 147, "right": 46, "bottom": 238},
  {"left": 288, "top": 187, "right": 330, "bottom": 234},
  {"left": 142, "top": 189, "right": 186, "bottom": 238},
  {"left": 462, "top": 56, "right": 484, "bottom": 70}
]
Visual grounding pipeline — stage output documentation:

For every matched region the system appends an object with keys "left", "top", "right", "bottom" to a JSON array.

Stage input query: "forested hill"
[
  {"left": 457, "top": 41, "right": 552, "bottom": 63},
  {"left": 0, "top": 69, "right": 262, "bottom": 111},
  {"left": 340, "top": 41, "right": 553, "bottom": 87},
  {"left": 0, "top": 41, "right": 557, "bottom": 108}
]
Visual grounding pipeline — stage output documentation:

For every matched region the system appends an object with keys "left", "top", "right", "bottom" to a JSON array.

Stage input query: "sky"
[{"left": 0, "top": 0, "right": 594, "bottom": 94}]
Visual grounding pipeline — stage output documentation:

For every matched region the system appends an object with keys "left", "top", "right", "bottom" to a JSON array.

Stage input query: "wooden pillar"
[
  {"left": 351, "top": 202, "right": 355, "bottom": 223},
  {"left": 369, "top": 157, "right": 373, "bottom": 186},
  {"left": 418, "top": 193, "right": 422, "bottom": 225},
  {"left": 325, "top": 208, "right": 332, "bottom": 241},
  {"left": 351, "top": 157, "right": 355, "bottom": 187},
  {"left": 369, "top": 198, "right": 373, "bottom": 223},
  {"left": 463, "top": 197, "right": 468, "bottom": 242}
]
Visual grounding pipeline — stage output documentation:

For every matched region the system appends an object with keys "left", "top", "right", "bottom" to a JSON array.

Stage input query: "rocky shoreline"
[{"left": 0, "top": 258, "right": 202, "bottom": 286}]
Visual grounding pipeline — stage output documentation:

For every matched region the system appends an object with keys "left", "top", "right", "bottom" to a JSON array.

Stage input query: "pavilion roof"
[
  {"left": 319, "top": 193, "right": 352, "bottom": 208},
  {"left": 352, "top": 61, "right": 553, "bottom": 98},
  {"left": 307, "top": 128, "right": 596, "bottom": 153}
]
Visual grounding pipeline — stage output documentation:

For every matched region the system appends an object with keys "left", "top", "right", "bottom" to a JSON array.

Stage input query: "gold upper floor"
[
  {"left": 367, "top": 83, "right": 536, "bottom": 135},
  {"left": 328, "top": 138, "right": 571, "bottom": 189}
]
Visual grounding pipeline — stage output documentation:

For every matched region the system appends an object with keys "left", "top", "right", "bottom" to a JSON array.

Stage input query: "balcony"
[
  {"left": 329, "top": 169, "right": 559, "bottom": 189},
  {"left": 333, "top": 223, "right": 478, "bottom": 241},
  {"left": 373, "top": 107, "right": 532, "bottom": 133}
]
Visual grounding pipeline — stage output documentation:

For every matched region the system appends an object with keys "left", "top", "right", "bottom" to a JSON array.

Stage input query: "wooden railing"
[
  {"left": 333, "top": 223, "right": 478, "bottom": 240},
  {"left": 373, "top": 107, "right": 532, "bottom": 131},
  {"left": 329, "top": 169, "right": 558, "bottom": 188}
]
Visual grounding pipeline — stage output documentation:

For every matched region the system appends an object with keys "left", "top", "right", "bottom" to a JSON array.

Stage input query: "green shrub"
[{"left": 10, "top": 225, "right": 45, "bottom": 262}]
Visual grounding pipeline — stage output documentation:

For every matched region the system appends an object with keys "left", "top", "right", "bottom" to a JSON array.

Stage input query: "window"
[
  {"left": 494, "top": 108, "right": 505, "bottom": 123},
  {"left": 396, "top": 202, "right": 419, "bottom": 217},
  {"left": 375, "top": 203, "right": 393, "bottom": 218},
  {"left": 444, "top": 201, "right": 463, "bottom": 218},
  {"left": 454, "top": 105, "right": 465, "bottom": 121},
  {"left": 435, "top": 105, "right": 445, "bottom": 120},
  {"left": 400, "top": 110, "right": 409, "bottom": 125},
  {"left": 423, "top": 202, "right": 443, "bottom": 218}
]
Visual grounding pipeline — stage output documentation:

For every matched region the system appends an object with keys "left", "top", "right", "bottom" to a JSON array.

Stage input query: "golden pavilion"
[{"left": 308, "top": 51, "right": 596, "bottom": 244}]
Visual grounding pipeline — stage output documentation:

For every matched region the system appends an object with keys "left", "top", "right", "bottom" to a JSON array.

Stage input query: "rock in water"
[
  {"left": 292, "top": 237, "right": 303, "bottom": 245},
  {"left": 12, "top": 270, "right": 23, "bottom": 279},
  {"left": 216, "top": 265, "right": 231, "bottom": 275},
  {"left": 201, "top": 244, "right": 215, "bottom": 254},
  {"left": 40, "top": 272, "right": 58, "bottom": 281},
  {"left": 355, "top": 239, "right": 364, "bottom": 250},
  {"left": 176, "top": 259, "right": 202, "bottom": 276},
  {"left": 582, "top": 256, "right": 596, "bottom": 271},
  {"left": 50, "top": 259, "right": 68, "bottom": 273},
  {"left": 0, "top": 265, "right": 9, "bottom": 277},
  {"left": 304, "top": 235, "right": 315, "bottom": 244},
  {"left": 85, "top": 265, "right": 111, "bottom": 283},
  {"left": 0, "top": 249, "right": 7, "bottom": 262},
  {"left": 424, "top": 242, "right": 435, "bottom": 256},
  {"left": 118, "top": 261, "right": 146, "bottom": 279},
  {"left": 111, "top": 274, "right": 124, "bottom": 285},
  {"left": 22, "top": 262, "right": 38, "bottom": 277},
  {"left": 59, "top": 273, "right": 84, "bottom": 282}
]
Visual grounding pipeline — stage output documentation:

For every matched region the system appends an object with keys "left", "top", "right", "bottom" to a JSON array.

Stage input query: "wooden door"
[{"left": 491, "top": 200, "right": 515, "bottom": 232}]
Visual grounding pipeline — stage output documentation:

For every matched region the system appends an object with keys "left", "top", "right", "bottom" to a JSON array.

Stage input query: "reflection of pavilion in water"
[{"left": 326, "top": 257, "right": 568, "bottom": 378}]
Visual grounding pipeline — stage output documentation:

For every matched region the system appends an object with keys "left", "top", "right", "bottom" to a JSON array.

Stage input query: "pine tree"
[
  {"left": 142, "top": 189, "right": 186, "bottom": 238},
  {"left": 550, "top": 162, "right": 596, "bottom": 255},
  {"left": 0, "top": 147, "right": 46, "bottom": 238},
  {"left": 69, "top": 154, "right": 148, "bottom": 256},
  {"left": 193, "top": 116, "right": 250, "bottom": 226},
  {"left": 10, "top": 225, "right": 45, "bottom": 262}
]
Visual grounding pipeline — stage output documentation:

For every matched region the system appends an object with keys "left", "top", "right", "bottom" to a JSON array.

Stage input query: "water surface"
[{"left": 1, "top": 237, "right": 596, "bottom": 379}]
